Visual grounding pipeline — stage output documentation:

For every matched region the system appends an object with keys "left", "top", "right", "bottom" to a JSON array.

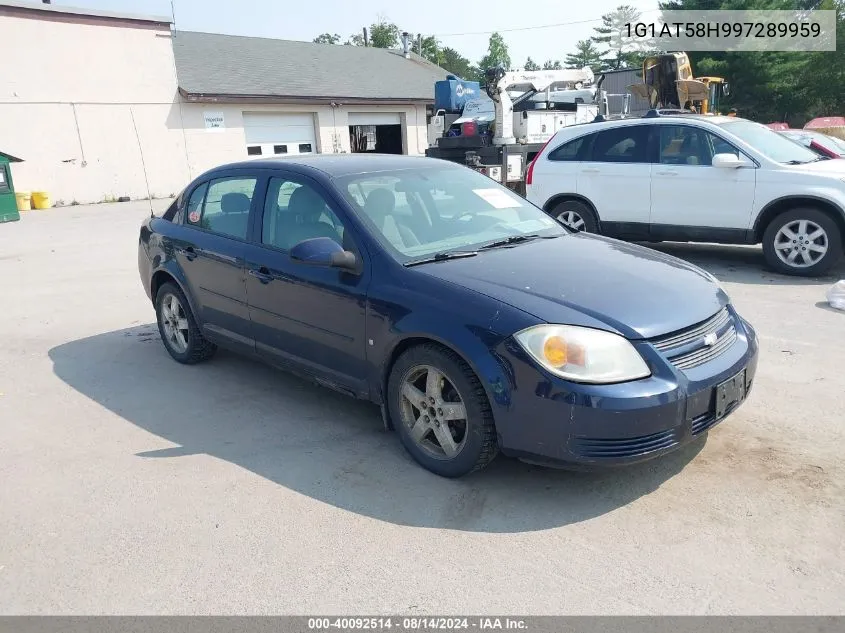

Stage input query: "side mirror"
[
  {"left": 712, "top": 153, "right": 751, "bottom": 169},
  {"left": 289, "top": 237, "right": 357, "bottom": 271}
]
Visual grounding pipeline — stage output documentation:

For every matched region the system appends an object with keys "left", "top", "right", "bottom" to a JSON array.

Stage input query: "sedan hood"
[{"left": 416, "top": 234, "right": 729, "bottom": 339}]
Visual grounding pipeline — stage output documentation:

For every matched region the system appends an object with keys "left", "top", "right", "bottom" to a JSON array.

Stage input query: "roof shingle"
[{"left": 173, "top": 31, "right": 448, "bottom": 102}]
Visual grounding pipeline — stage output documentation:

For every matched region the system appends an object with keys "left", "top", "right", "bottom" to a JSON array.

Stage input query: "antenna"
[
  {"left": 170, "top": 0, "right": 176, "bottom": 29},
  {"left": 129, "top": 107, "right": 155, "bottom": 216}
]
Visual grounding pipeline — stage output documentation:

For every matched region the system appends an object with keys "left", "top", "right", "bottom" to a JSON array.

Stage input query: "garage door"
[
  {"left": 243, "top": 112, "right": 317, "bottom": 157},
  {"left": 348, "top": 112, "right": 402, "bottom": 126}
]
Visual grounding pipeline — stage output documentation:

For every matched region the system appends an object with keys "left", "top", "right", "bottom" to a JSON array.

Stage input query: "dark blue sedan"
[{"left": 138, "top": 154, "right": 758, "bottom": 478}]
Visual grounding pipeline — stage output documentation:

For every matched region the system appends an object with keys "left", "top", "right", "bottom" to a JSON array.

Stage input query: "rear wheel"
[
  {"left": 155, "top": 282, "right": 216, "bottom": 364},
  {"left": 762, "top": 208, "right": 842, "bottom": 277},
  {"left": 550, "top": 200, "right": 599, "bottom": 233},
  {"left": 387, "top": 344, "right": 498, "bottom": 478}
]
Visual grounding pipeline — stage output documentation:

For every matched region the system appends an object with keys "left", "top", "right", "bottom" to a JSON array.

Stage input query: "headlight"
[{"left": 514, "top": 324, "right": 651, "bottom": 384}]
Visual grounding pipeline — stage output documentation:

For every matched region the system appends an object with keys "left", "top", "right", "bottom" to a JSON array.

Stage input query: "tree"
[
  {"left": 440, "top": 47, "right": 477, "bottom": 79},
  {"left": 313, "top": 33, "right": 341, "bottom": 45},
  {"left": 542, "top": 60, "right": 563, "bottom": 70},
  {"left": 419, "top": 35, "right": 444, "bottom": 65},
  {"left": 591, "top": 4, "right": 645, "bottom": 70},
  {"left": 565, "top": 40, "right": 605, "bottom": 73},
  {"left": 344, "top": 33, "right": 365, "bottom": 46},
  {"left": 369, "top": 18, "right": 400, "bottom": 48},
  {"left": 523, "top": 57, "right": 540, "bottom": 71},
  {"left": 478, "top": 32, "right": 511, "bottom": 72}
]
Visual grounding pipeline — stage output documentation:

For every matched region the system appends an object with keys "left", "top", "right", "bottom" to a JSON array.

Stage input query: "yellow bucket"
[
  {"left": 31, "top": 191, "right": 51, "bottom": 210},
  {"left": 15, "top": 191, "right": 32, "bottom": 211}
]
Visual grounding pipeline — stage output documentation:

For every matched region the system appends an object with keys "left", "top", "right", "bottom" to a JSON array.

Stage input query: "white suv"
[{"left": 525, "top": 113, "right": 845, "bottom": 276}]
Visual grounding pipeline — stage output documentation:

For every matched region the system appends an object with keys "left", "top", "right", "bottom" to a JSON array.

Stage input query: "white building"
[{"left": 0, "top": 0, "right": 447, "bottom": 204}]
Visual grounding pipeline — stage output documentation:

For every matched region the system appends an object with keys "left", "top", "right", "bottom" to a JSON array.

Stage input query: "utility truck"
[{"left": 425, "top": 67, "right": 630, "bottom": 193}]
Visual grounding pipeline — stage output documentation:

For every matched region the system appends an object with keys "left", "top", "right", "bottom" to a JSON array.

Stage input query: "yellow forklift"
[{"left": 628, "top": 52, "right": 730, "bottom": 115}]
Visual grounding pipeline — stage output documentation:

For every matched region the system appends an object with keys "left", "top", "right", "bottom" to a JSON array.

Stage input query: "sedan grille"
[
  {"left": 572, "top": 429, "right": 678, "bottom": 459},
  {"left": 650, "top": 308, "right": 737, "bottom": 371}
]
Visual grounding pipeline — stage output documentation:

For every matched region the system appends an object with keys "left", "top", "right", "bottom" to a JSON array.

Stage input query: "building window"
[
  {"left": 247, "top": 146, "right": 262, "bottom": 156},
  {"left": 274, "top": 145, "right": 288, "bottom": 154},
  {"left": 298, "top": 143, "right": 313, "bottom": 153}
]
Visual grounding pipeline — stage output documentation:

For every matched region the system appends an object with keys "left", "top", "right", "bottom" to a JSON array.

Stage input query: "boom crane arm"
[{"left": 484, "top": 67, "right": 596, "bottom": 145}]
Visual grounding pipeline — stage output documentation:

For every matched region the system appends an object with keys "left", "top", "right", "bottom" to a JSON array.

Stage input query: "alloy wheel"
[
  {"left": 773, "top": 219, "right": 829, "bottom": 268},
  {"left": 398, "top": 364, "right": 468, "bottom": 460},
  {"left": 557, "top": 210, "right": 586, "bottom": 231},
  {"left": 160, "top": 294, "right": 190, "bottom": 354}
]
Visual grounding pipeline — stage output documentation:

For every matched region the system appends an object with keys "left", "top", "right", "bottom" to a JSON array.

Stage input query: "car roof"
[
  {"left": 555, "top": 113, "right": 745, "bottom": 137},
  {"left": 205, "top": 153, "right": 459, "bottom": 179}
]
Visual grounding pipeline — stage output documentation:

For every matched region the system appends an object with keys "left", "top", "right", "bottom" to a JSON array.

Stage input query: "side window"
[
  {"left": 707, "top": 132, "right": 741, "bottom": 161},
  {"left": 547, "top": 134, "right": 593, "bottom": 162},
  {"left": 590, "top": 126, "right": 649, "bottom": 163},
  {"left": 0, "top": 165, "right": 10, "bottom": 193},
  {"left": 184, "top": 183, "right": 208, "bottom": 224},
  {"left": 261, "top": 176, "right": 346, "bottom": 251},
  {"left": 189, "top": 177, "right": 256, "bottom": 240},
  {"left": 659, "top": 126, "right": 739, "bottom": 166}
]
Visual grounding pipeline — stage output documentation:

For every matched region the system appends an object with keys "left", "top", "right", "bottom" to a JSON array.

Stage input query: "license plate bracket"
[{"left": 715, "top": 369, "right": 747, "bottom": 420}]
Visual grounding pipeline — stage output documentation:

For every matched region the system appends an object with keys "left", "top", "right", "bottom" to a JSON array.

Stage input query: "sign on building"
[{"left": 203, "top": 111, "right": 225, "bottom": 131}]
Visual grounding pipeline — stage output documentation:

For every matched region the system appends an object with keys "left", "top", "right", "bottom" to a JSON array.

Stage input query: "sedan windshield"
[
  {"left": 720, "top": 120, "right": 820, "bottom": 164},
  {"left": 335, "top": 166, "right": 565, "bottom": 263}
]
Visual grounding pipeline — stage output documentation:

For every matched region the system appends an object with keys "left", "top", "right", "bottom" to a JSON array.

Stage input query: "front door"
[
  {"left": 649, "top": 124, "right": 757, "bottom": 237},
  {"left": 576, "top": 124, "right": 652, "bottom": 239},
  {"left": 175, "top": 174, "right": 259, "bottom": 354},
  {"left": 244, "top": 172, "right": 370, "bottom": 397}
]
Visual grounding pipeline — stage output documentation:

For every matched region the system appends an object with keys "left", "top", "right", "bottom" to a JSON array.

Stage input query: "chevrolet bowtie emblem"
[{"left": 703, "top": 332, "right": 718, "bottom": 347}]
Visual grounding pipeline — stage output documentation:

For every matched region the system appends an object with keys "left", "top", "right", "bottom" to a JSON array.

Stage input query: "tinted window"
[
  {"left": 247, "top": 146, "right": 262, "bottom": 156},
  {"left": 185, "top": 183, "right": 208, "bottom": 224},
  {"left": 590, "top": 126, "right": 648, "bottom": 163},
  {"left": 659, "top": 125, "right": 742, "bottom": 166},
  {"left": 261, "top": 177, "right": 345, "bottom": 250},
  {"left": 189, "top": 177, "right": 256, "bottom": 240},
  {"left": 547, "top": 134, "right": 593, "bottom": 161}
]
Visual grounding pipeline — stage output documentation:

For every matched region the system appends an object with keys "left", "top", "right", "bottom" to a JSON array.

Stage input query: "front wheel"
[
  {"left": 387, "top": 344, "right": 498, "bottom": 478},
  {"left": 762, "top": 208, "right": 842, "bottom": 277},
  {"left": 550, "top": 200, "right": 599, "bottom": 233}
]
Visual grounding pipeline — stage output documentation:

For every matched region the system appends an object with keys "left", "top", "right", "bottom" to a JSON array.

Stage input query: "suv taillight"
[{"left": 525, "top": 138, "right": 552, "bottom": 186}]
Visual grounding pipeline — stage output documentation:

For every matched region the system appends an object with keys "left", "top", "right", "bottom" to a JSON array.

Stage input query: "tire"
[
  {"left": 387, "top": 344, "right": 498, "bottom": 478},
  {"left": 549, "top": 199, "right": 599, "bottom": 233},
  {"left": 762, "top": 208, "right": 843, "bottom": 277},
  {"left": 155, "top": 282, "right": 216, "bottom": 364}
]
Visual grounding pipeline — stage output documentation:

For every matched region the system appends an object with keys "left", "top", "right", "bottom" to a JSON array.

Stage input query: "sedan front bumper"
[{"left": 492, "top": 310, "right": 759, "bottom": 468}]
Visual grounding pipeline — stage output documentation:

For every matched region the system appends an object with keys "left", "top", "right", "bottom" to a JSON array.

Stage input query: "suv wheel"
[
  {"left": 387, "top": 344, "right": 498, "bottom": 478},
  {"left": 550, "top": 200, "right": 599, "bottom": 233},
  {"left": 762, "top": 208, "right": 842, "bottom": 277}
]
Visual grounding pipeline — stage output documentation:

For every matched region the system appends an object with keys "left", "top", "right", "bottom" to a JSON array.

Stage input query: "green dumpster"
[{"left": 0, "top": 150, "right": 24, "bottom": 224}]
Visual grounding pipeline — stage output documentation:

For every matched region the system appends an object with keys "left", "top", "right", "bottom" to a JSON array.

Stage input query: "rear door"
[
  {"left": 244, "top": 171, "right": 371, "bottom": 397},
  {"left": 576, "top": 124, "right": 652, "bottom": 239},
  {"left": 174, "top": 172, "right": 260, "bottom": 354}
]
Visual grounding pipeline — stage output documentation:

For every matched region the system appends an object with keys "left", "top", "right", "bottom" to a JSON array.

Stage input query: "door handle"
[
  {"left": 177, "top": 246, "right": 197, "bottom": 261},
  {"left": 655, "top": 170, "right": 678, "bottom": 176},
  {"left": 249, "top": 266, "right": 273, "bottom": 284},
  {"left": 581, "top": 168, "right": 600, "bottom": 174}
]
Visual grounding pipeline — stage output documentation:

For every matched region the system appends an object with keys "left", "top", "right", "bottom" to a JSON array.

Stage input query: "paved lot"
[{"left": 1, "top": 201, "right": 843, "bottom": 615}]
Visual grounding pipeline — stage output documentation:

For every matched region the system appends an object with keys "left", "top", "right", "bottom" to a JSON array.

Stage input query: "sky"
[{"left": 49, "top": 0, "right": 659, "bottom": 65}]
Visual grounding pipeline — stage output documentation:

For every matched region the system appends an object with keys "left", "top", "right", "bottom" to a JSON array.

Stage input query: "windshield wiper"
[
  {"left": 405, "top": 250, "right": 478, "bottom": 266},
  {"left": 785, "top": 157, "right": 825, "bottom": 164},
  {"left": 480, "top": 234, "right": 558, "bottom": 250}
]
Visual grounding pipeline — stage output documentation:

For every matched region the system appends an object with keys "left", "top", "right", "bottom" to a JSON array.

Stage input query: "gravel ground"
[{"left": 0, "top": 201, "right": 843, "bottom": 615}]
